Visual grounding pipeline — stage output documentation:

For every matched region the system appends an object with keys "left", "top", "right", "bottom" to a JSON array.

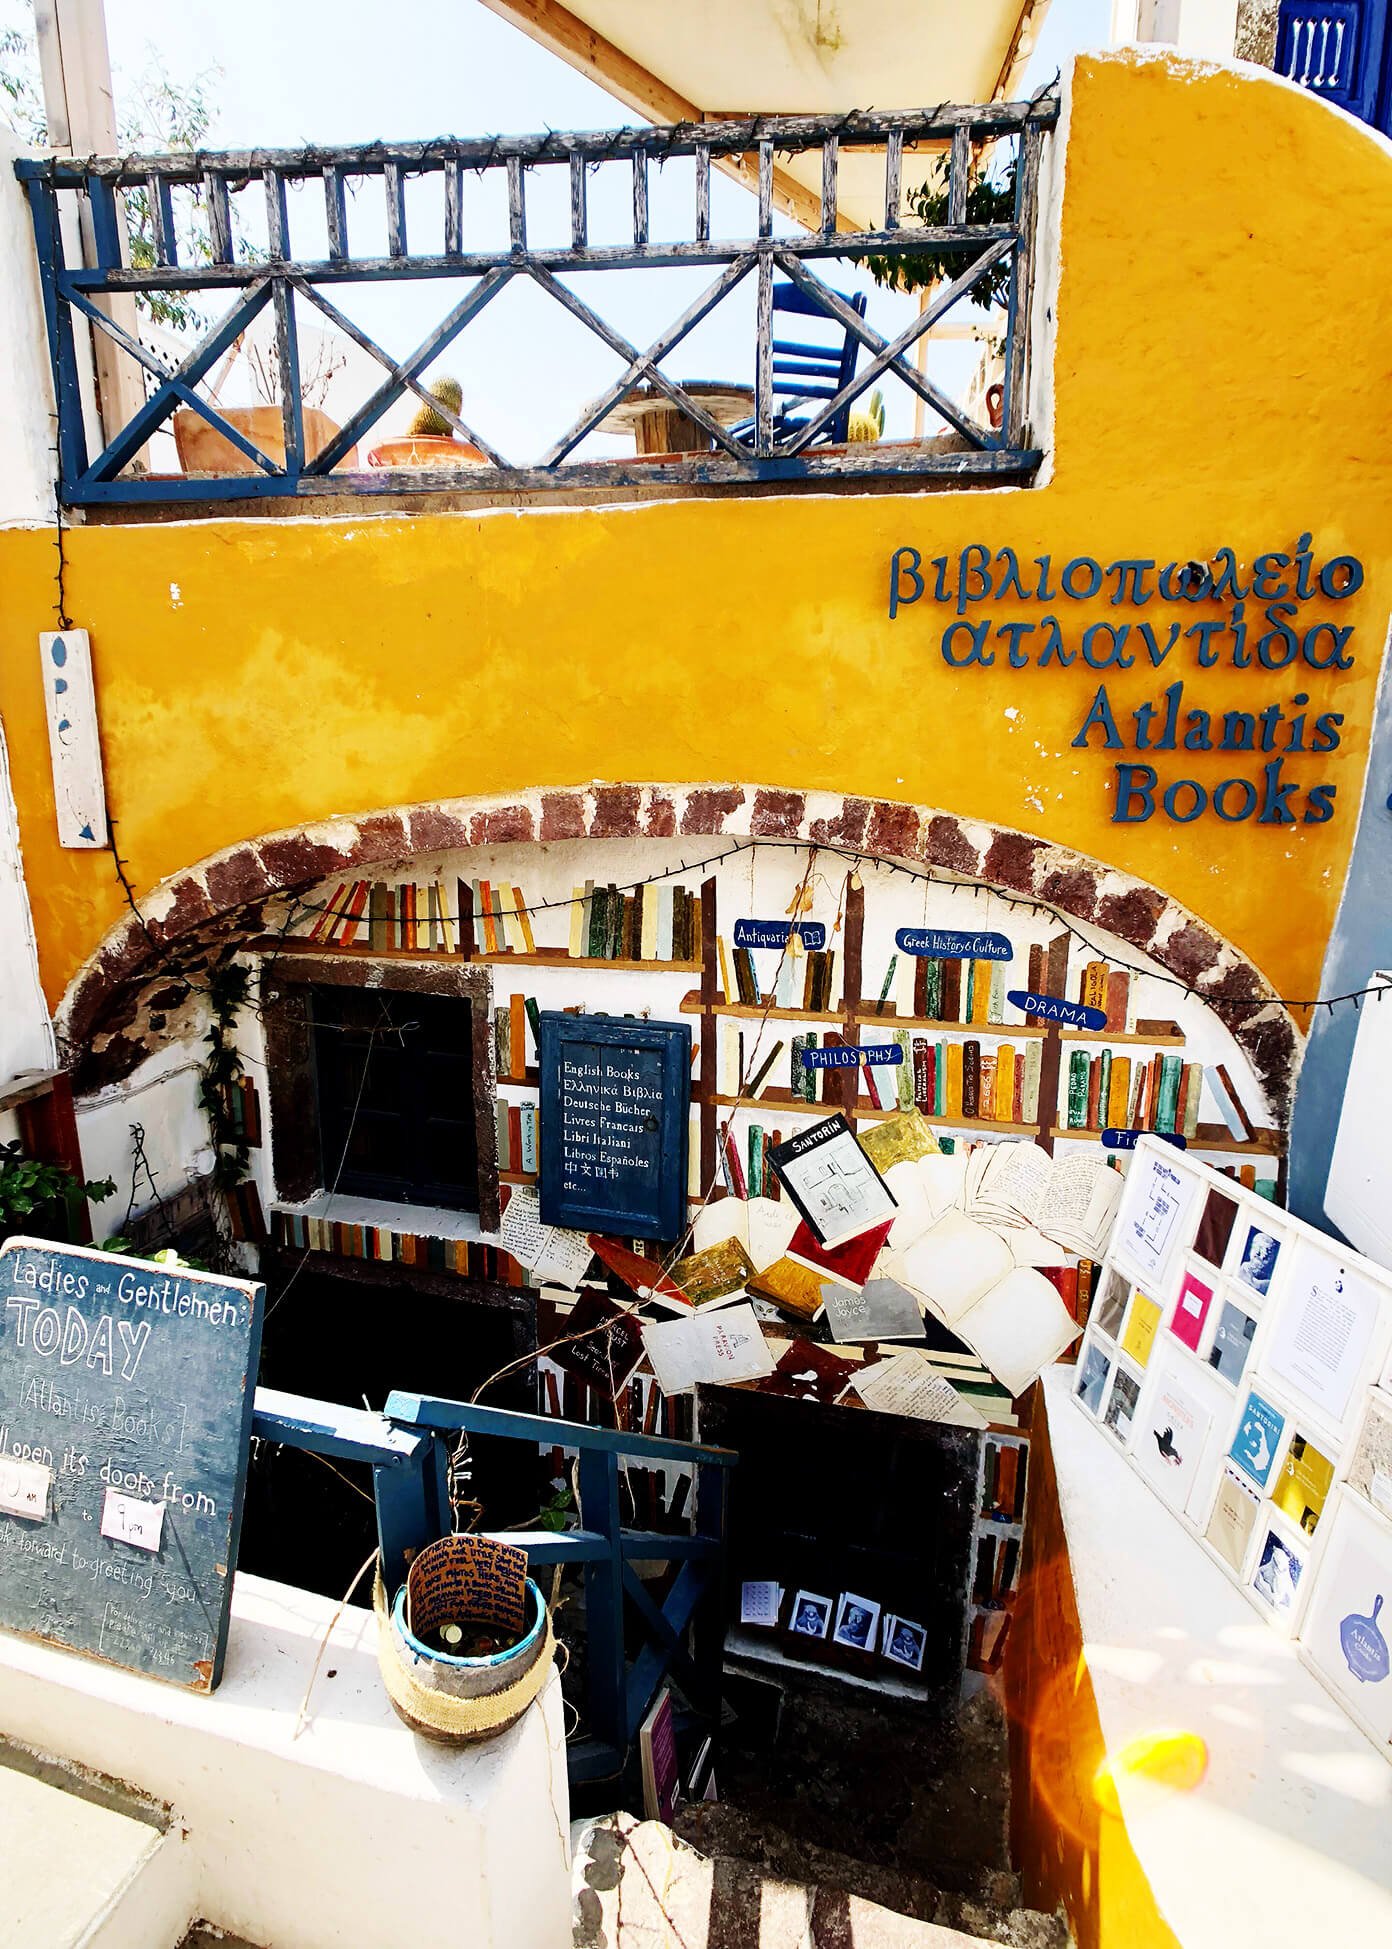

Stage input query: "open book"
[
  {"left": 961, "top": 1141, "right": 1122, "bottom": 1260},
  {"left": 880, "top": 1196, "right": 1080, "bottom": 1397}
]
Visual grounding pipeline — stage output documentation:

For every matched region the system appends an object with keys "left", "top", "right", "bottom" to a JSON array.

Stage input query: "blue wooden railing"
[
  {"left": 251, "top": 1385, "right": 735, "bottom": 1785},
  {"left": 14, "top": 97, "right": 1057, "bottom": 507}
]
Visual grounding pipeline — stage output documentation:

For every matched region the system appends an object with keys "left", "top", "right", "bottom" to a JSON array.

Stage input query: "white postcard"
[
  {"left": 639, "top": 1302, "right": 776, "bottom": 1395},
  {"left": 500, "top": 1185, "right": 595, "bottom": 1288},
  {"left": 1264, "top": 1239, "right": 1382, "bottom": 1427},
  {"left": 1115, "top": 1150, "right": 1196, "bottom": 1286}
]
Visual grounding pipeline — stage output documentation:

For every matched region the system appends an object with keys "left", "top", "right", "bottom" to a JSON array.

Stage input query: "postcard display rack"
[{"left": 1074, "top": 1134, "right": 1392, "bottom": 1758}]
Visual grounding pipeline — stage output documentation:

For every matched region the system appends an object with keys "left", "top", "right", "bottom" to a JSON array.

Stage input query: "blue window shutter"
[{"left": 1276, "top": 3, "right": 1386, "bottom": 124}]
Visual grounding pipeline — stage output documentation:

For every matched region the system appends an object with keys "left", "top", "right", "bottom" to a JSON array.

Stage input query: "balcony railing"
[{"left": 16, "top": 97, "right": 1058, "bottom": 507}]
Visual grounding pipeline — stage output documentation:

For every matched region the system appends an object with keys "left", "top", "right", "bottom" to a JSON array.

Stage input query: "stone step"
[
  {"left": 0, "top": 1738, "right": 188, "bottom": 1949},
  {"left": 573, "top": 1814, "right": 1069, "bottom": 1949}
]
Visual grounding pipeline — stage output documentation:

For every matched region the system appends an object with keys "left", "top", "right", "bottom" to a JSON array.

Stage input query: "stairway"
[
  {"left": 573, "top": 1814, "right": 1069, "bottom": 1949},
  {"left": 0, "top": 1738, "right": 191, "bottom": 1949}
]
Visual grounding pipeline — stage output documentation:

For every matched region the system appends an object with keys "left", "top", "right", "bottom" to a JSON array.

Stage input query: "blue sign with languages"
[
  {"left": 0, "top": 1237, "right": 263, "bottom": 1692},
  {"left": 734, "top": 919, "right": 828, "bottom": 952},
  {"left": 1101, "top": 1128, "right": 1188, "bottom": 1151},
  {"left": 802, "top": 1044, "right": 904, "bottom": 1069},
  {"left": 539, "top": 1012, "right": 691, "bottom": 1242},
  {"left": 895, "top": 928, "right": 1011, "bottom": 960},
  {"left": 1006, "top": 988, "right": 1109, "bottom": 1031}
]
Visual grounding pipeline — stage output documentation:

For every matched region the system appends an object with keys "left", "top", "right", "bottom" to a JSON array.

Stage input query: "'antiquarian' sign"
[
  {"left": 539, "top": 1014, "right": 691, "bottom": 1242},
  {"left": 0, "top": 1237, "right": 263, "bottom": 1690}
]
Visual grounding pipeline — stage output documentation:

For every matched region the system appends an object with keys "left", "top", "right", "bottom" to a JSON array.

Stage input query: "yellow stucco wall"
[{"left": 3, "top": 51, "right": 1391, "bottom": 1014}]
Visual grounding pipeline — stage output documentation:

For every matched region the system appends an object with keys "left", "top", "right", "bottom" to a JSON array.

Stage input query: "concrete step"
[
  {"left": 0, "top": 1738, "right": 189, "bottom": 1949},
  {"left": 573, "top": 1814, "right": 1068, "bottom": 1949}
]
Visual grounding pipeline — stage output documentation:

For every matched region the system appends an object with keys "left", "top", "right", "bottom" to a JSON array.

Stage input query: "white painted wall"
[
  {"left": 0, "top": 125, "right": 59, "bottom": 528},
  {"left": 0, "top": 1571, "right": 572, "bottom": 1949},
  {"left": 1042, "top": 1366, "right": 1392, "bottom": 1946},
  {"left": 77, "top": 1041, "right": 213, "bottom": 1242},
  {"left": 1112, "top": 0, "right": 1242, "bottom": 59},
  {"left": 0, "top": 716, "right": 56, "bottom": 1086}
]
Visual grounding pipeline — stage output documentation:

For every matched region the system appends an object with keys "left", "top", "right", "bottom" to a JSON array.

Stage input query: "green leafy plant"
[
  {"left": 0, "top": 1141, "right": 114, "bottom": 1243},
  {"left": 408, "top": 375, "right": 464, "bottom": 438},
  {"left": 197, "top": 953, "right": 253, "bottom": 1193},
  {"left": 855, "top": 157, "right": 1018, "bottom": 306}
]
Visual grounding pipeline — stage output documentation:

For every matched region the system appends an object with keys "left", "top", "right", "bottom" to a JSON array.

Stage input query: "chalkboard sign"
[
  {"left": 538, "top": 1014, "right": 690, "bottom": 1242},
  {"left": 0, "top": 1238, "right": 263, "bottom": 1692}
]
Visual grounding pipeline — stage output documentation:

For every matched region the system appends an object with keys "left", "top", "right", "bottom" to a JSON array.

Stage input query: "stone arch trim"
[{"left": 59, "top": 784, "right": 1301, "bottom": 1113}]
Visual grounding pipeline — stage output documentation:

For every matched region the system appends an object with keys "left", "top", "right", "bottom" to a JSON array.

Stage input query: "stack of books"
[
  {"left": 1063, "top": 1049, "right": 1201, "bottom": 1136},
  {"left": 569, "top": 883, "right": 701, "bottom": 962}
]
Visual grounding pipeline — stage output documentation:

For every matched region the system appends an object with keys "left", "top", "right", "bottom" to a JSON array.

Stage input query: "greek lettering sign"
[
  {"left": 887, "top": 536, "right": 1360, "bottom": 827},
  {"left": 539, "top": 1013, "right": 691, "bottom": 1241},
  {"left": 895, "top": 928, "right": 1011, "bottom": 959},
  {"left": 802, "top": 1044, "right": 904, "bottom": 1069},
  {"left": 0, "top": 1237, "right": 263, "bottom": 1691},
  {"left": 1006, "top": 989, "right": 1108, "bottom": 1031},
  {"left": 734, "top": 919, "right": 828, "bottom": 951}
]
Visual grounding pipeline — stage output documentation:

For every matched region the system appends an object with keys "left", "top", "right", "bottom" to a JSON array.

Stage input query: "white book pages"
[
  {"left": 968, "top": 1141, "right": 1053, "bottom": 1229},
  {"left": 1041, "top": 1153, "right": 1123, "bottom": 1258},
  {"left": 955, "top": 1266, "right": 1081, "bottom": 1397},
  {"left": 639, "top": 1302, "right": 776, "bottom": 1395},
  {"left": 690, "top": 1198, "right": 798, "bottom": 1275},
  {"left": 849, "top": 1352, "right": 989, "bottom": 1427},
  {"left": 691, "top": 1198, "right": 750, "bottom": 1255},
  {"left": 1005, "top": 1224, "right": 1071, "bottom": 1269},
  {"left": 887, "top": 1210, "right": 1014, "bottom": 1327}
]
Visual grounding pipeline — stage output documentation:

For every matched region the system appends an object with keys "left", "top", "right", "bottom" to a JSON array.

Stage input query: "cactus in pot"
[{"left": 408, "top": 375, "right": 464, "bottom": 438}]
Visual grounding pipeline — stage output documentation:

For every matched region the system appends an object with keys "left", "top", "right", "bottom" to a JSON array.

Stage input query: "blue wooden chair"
[{"left": 735, "top": 279, "right": 869, "bottom": 447}]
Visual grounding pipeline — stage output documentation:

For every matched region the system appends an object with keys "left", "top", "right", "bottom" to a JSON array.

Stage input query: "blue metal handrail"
[
  {"left": 251, "top": 1384, "right": 737, "bottom": 1784},
  {"left": 14, "top": 98, "right": 1057, "bottom": 507}
]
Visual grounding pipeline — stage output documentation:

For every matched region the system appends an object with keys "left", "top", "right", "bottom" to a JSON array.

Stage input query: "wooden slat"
[
  {"left": 264, "top": 168, "right": 289, "bottom": 258},
  {"left": 883, "top": 129, "right": 902, "bottom": 229},
  {"left": 272, "top": 277, "right": 302, "bottom": 471},
  {"left": 72, "top": 224, "right": 1022, "bottom": 292},
  {"left": 148, "top": 174, "right": 174, "bottom": 266},
  {"left": 204, "top": 170, "right": 232, "bottom": 264},
  {"left": 324, "top": 166, "right": 348, "bottom": 261},
  {"left": 819, "top": 136, "right": 837, "bottom": 235},
  {"left": 757, "top": 140, "right": 773, "bottom": 238},
  {"left": 384, "top": 160, "right": 407, "bottom": 258},
  {"left": 949, "top": 126, "right": 970, "bottom": 227},
  {"left": 86, "top": 179, "right": 122, "bottom": 267},
  {"left": 755, "top": 251, "right": 774, "bottom": 453},
  {"left": 28, "top": 100, "right": 1059, "bottom": 183},
  {"left": 1005, "top": 123, "right": 1043, "bottom": 451},
  {"left": 444, "top": 159, "right": 463, "bottom": 255},
  {"left": 631, "top": 151, "right": 648, "bottom": 247},
  {"left": 695, "top": 145, "right": 710, "bottom": 242},
  {"left": 506, "top": 155, "right": 526, "bottom": 249},
  {"left": 569, "top": 151, "right": 586, "bottom": 248},
  {"left": 539, "top": 253, "right": 754, "bottom": 465}
]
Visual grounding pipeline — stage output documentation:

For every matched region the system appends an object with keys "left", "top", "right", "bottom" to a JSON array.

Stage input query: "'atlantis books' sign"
[{"left": 888, "top": 536, "right": 1360, "bottom": 828}]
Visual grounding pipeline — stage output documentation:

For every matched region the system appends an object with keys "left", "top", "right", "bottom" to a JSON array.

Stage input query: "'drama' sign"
[
  {"left": 888, "top": 536, "right": 1360, "bottom": 827},
  {"left": 0, "top": 1237, "right": 263, "bottom": 1691}
]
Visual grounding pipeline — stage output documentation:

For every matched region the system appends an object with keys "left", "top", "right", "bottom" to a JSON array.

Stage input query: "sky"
[{"left": 13, "top": 0, "right": 1113, "bottom": 462}]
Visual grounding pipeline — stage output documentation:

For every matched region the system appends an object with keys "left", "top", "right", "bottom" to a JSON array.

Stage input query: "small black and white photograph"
[
  {"left": 1252, "top": 1527, "right": 1304, "bottom": 1619},
  {"left": 789, "top": 1590, "right": 833, "bottom": 1640},
  {"left": 832, "top": 1590, "right": 881, "bottom": 1652},
  {"left": 881, "top": 1612, "right": 927, "bottom": 1672},
  {"left": 1234, "top": 1225, "right": 1281, "bottom": 1298}
]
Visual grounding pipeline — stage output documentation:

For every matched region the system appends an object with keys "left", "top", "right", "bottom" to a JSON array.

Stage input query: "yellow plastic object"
[{"left": 1093, "top": 1730, "right": 1208, "bottom": 1815}]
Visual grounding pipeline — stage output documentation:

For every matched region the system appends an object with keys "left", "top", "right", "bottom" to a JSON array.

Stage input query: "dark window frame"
[{"left": 261, "top": 954, "right": 500, "bottom": 1233}]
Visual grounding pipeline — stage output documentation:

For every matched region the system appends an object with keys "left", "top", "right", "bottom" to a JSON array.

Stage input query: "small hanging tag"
[{"left": 39, "top": 629, "right": 108, "bottom": 848}]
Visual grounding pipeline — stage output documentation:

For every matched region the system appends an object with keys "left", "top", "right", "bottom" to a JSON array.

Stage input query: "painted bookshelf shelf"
[
  {"left": 498, "top": 1169, "right": 538, "bottom": 1185},
  {"left": 476, "top": 950, "right": 702, "bottom": 972},
  {"left": 1057, "top": 1028, "right": 1186, "bottom": 1046},
  {"left": 262, "top": 939, "right": 700, "bottom": 974},
  {"left": 679, "top": 990, "right": 844, "bottom": 1023},
  {"left": 1049, "top": 1125, "right": 1284, "bottom": 1157},
  {"left": 713, "top": 1089, "right": 1039, "bottom": 1137}
]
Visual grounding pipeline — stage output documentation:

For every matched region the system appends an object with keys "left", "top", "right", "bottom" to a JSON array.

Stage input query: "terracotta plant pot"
[
  {"left": 173, "top": 404, "right": 355, "bottom": 475},
  {"left": 365, "top": 434, "right": 488, "bottom": 470}
]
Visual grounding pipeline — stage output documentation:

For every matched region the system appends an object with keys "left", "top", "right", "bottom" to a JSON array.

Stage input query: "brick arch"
[{"left": 58, "top": 783, "right": 1301, "bottom": 1113}]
